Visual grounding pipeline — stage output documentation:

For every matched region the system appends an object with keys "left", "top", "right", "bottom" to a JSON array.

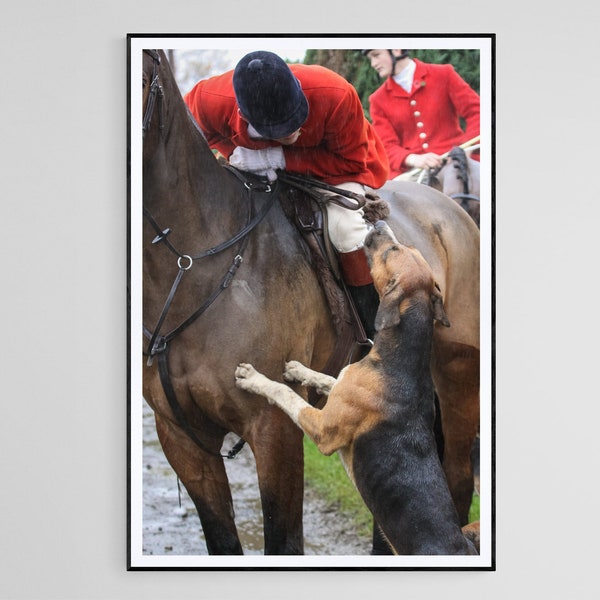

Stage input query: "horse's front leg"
[
  {"left": 154, "top": 413, "right": 243, "bottom": 554},
  {"left": 249, "top": 408, "right": 305, "bottom": 554},
  {"left": 234, "top": 363, "right": 316, "bottom": 554}
]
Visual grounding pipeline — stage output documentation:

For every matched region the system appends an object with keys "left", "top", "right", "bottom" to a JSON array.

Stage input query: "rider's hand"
[
  {"left": 405, "top": 152, "right": 443, "bottom": 170},
  {"left": 229, "top": 146, "right": 286, "bottom": 182}
]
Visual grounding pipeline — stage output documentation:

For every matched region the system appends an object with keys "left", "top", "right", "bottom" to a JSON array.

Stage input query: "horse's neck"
[{"left": 144, "top": 119, "right": 242, "bottom": 242}]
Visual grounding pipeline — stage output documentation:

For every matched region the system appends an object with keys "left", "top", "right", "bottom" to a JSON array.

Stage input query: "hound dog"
[{"left": 235, "top": 220, "right": 478, "bottom": 555}]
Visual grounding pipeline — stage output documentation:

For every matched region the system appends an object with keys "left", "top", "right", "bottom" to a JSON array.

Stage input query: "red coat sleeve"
[
  {"left": 283, "top": 80, "right": 388, "bottom": 187},
  {"left": 184, "top": 72, "right": 239, "bottom": 159}
]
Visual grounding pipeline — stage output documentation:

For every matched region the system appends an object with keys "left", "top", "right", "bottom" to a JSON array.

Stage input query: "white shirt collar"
[
  {"left": 247, "top": 123, "right": 264, "bottom": 139},
  {"left": 393, "top": 59, "right": 416, "bottom": 93}
]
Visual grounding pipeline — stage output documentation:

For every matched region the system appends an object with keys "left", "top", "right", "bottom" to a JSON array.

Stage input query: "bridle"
[{"left": 142, "top": 49, "right": 163, "bottom": 137}]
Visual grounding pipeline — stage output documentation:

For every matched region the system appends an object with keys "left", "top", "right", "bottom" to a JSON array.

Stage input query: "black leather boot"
[
  {"left": 338, "top": 247, "right": 380, "bottom": 342},
  {"left": 347, "top": 282, "right": 379, "bottom": 341}
]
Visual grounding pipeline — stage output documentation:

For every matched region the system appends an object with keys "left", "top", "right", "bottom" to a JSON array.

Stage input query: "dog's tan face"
[{"left": 364, "top": 221, "right": 450, "bottom": 331}]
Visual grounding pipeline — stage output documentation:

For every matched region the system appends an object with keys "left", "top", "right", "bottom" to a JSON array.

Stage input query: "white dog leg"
[
  {"left": 283, "top": 360, "right": 337, "bottom": 395},
  {"left": 235, "top": 363, "right": 309, "bottom": 426}
]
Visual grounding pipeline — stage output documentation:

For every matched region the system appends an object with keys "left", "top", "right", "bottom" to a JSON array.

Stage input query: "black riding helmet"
[
  {"left": 233, "top": 51, "right": 309, "bottom": 140},
  {"left": 361, "top": 49, "right": 410, "bottom": 73}
]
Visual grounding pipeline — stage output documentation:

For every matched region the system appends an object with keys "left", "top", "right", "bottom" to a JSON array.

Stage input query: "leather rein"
[{"left": 142, "top": 49, "right": 163, "bottom": 137}]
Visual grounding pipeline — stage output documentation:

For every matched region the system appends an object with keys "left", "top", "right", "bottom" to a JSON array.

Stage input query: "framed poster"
[{"left": 128, "top": 34, "right": 494, "bottom": 570}]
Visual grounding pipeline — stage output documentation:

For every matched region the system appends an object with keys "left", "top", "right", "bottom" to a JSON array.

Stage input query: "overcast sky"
[
  {"left": 173, "top": 48, "right": 308, "bottom": 94},
  {"left": 225, "top": 48, "right": 307, "bottom": 68}
]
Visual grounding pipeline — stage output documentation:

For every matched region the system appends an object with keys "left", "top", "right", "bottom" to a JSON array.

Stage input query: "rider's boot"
[{"left": 338, "top": 248, "right": 379, "bottom": 341}]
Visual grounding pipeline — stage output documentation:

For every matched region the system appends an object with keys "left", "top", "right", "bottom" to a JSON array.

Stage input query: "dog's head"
[{"left": 364, "top": 221, "right": 450, "bottom": 331}]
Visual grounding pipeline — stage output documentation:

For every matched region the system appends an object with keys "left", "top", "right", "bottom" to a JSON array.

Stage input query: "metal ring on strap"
[{"left": 177, "top": 254, "right": 193, "bottom": 270}]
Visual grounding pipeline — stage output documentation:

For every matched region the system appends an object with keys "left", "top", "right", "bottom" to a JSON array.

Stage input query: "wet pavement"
[{"left": 142, "top": 403, "right": 371, "bottom": 556}]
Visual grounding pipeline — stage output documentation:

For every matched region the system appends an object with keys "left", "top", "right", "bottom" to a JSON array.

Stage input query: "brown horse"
[{"left": 140, "top": 50, "right": 480, "bottom": 555}]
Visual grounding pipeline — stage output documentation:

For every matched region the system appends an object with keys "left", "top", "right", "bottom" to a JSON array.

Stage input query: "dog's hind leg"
[{"left": 283, "top": 360, "right": 336, "bottom": 396}]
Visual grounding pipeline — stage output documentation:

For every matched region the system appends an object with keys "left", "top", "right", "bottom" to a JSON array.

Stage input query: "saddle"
[{"left": 277, "top": 172, "right": 390, "bottom": 382}]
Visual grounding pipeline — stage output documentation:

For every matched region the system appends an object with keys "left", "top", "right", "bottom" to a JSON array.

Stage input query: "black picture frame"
[{"left": 128, "top": 33, "right": 495, "bottom": 570}]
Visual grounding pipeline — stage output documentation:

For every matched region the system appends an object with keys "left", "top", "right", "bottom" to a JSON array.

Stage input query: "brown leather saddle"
[{"left": 277, "top": 172, "right": 390, "bottom": 381}]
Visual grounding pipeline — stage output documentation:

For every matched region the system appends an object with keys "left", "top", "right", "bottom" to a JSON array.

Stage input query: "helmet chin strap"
[{"left": 389, "top": 50, "right": 409, "bottom": 75}]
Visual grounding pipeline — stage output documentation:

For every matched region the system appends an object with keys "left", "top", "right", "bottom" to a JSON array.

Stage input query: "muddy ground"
[{"left": 142, "top": 403, "right": 372, "bottom": 556}]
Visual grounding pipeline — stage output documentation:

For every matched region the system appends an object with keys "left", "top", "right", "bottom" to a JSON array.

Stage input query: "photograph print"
[{"left": 128, "top": 34, "right": 494, "bottom": 569}]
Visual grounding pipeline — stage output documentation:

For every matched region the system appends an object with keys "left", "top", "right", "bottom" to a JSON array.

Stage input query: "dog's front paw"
[
  {"left": 235, "top": 363, "right": 257, "bottom": 390},
  {"left": 283, "top": 360, "right": 307, "bottom": 383}
]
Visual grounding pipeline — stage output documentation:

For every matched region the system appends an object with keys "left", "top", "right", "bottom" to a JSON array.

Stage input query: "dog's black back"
[{"left": 352, "top": 300, "right": 476, "bottom": 555}]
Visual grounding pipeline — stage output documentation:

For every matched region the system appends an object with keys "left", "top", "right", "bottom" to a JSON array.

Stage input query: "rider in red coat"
[
  {"left": 364, "top": 49, "right": 480, "bottom": 178},
  {"left": 185, "top": 51, "right": 390, "bottom": 339},
  {"left": 185, "top": 60, "right": 388, "bottom": 188}
]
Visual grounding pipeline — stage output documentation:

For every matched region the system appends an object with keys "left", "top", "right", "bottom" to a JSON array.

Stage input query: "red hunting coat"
[
  {"left": 369, "top": 59, "right": 480, "bottom": 178},
  {"left": 184, "top": 63, "right": 389, "bottom": 188}
]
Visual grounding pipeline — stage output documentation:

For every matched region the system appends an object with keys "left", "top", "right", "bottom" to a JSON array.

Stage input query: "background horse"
[
  {"left": 427, "top": 146, "right": 481, "bottom": 227},
  {"left": 140, "top": 50, "right": 480, "bottom": 554}
]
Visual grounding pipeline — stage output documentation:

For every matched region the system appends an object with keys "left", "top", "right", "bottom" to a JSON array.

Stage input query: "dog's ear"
[
  {"left": 374, "top": 278, "right": 403, "bottom": 331},
  {"left": 432, "top": 282, "right": 451, "bottom": 327}
]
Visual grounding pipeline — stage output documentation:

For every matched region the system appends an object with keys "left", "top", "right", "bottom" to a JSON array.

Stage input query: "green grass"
[
  {"left": 303, "top": 437, "right": 373, "bottom": 536},
  {"left": 303, "top": 436, "right": 480, "bottom": 535},
  {"left": 468, "top": 491, "right": 480, "bottom": 522}
]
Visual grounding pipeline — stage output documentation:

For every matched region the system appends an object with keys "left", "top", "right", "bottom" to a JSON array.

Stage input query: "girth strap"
[{"left": 157, "top": 345, "right": 245, "bottom": 459}]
